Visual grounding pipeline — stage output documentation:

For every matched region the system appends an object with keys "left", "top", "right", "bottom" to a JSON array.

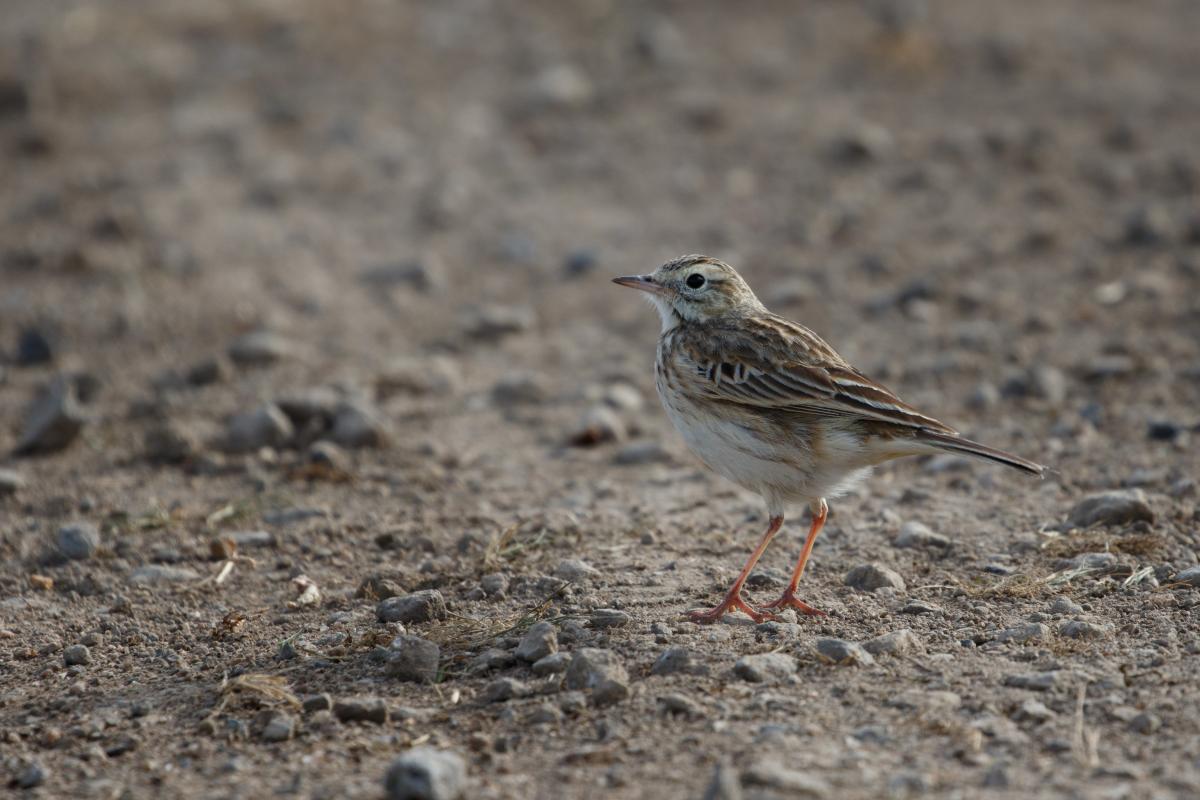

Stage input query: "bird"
[{"left": 613, "top": 254, "right": 1045, "bottom": 624}]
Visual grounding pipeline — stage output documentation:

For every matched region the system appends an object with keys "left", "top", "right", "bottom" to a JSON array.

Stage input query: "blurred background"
[{"left": 2, "top": 1, "right": 1199, "bottom": 798}]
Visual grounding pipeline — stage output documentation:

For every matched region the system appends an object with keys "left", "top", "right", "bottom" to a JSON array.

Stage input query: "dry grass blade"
[
  {"left": 219, "top": 673, "right": 301, "bottom": 711},
  {"left": 481, "top": 523, "right": 519, "bottom": 571}
]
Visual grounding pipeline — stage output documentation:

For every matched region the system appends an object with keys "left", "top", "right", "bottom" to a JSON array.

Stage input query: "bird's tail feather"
[{"left": 916, "top": 430, "right": 1046, "bottom": 476}]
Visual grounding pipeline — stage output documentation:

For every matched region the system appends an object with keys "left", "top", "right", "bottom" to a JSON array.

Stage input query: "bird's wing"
[{"left": 670, "top": 315, "right": 957, "bottom": 433}]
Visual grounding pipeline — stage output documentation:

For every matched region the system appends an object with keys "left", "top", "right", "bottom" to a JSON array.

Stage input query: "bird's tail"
[{"left": 916, "top": 429, "right": 1046, "bottom": 477}]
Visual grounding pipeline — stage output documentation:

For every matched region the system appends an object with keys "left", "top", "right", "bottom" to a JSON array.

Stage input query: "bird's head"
[{"left": 613, "top": 255, "right": 764, "bottom": 329}]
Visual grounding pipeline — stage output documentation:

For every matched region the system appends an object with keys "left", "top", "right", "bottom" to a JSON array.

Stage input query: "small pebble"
[
  {"left": 589, "top": 608, "right": 631, "bottom": 629},
  {"left": 531, "top": 652, "right": 571, "bottom": 676},
  {"left": 995, "top": 622, "right": 1049, "bottom": 644},
  {"left": 384, "top": 747, "right": 467, "bottom": 800},
  {"left": 1066, "top": 489, "right": 1154, "bottom": 529},
  {"left": 377, "top": 590, "right": 447, "bottom": 624},
  {"left": 386, "top": 635, "right": 441, "bottom": 683},
  {"left": 333, "top": 697, "right": 389, "bottom": 724},
  {"left": 814, "top": 638, "right": 875, "bottom": 666},
  {"left": 57, "top": 522, "right": 100, "bottom": 560},
  {"left": 63, "top": 644, "right": 91, "bottom": 666},
  {"left": 894, "top": 521, "right": 951, "bottom": 549},
  {"left": 228, "top": 330, "right": 295, "bottom": 366},
  {"left": 515, "top": 621, "right": 558, "bottom": 663},
  {"left": 732, "top": 652, "right": 796, "bottom": 682},
  {"left": 863, "top": 629, "right": 921, "bottom": 657},
  {"left": 844, "top": 563, "right": 906, "bottom": 593},
  {"left": 563, "top": 648, "right": 629, "bottom": 706},
  {"left": 260, "top": 713, "right": 295, "bottom": 742}
]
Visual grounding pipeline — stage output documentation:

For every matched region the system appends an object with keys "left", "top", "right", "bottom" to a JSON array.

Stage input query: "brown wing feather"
[{"left": 672, "top": 314, "right": 957, "bottom": 434}]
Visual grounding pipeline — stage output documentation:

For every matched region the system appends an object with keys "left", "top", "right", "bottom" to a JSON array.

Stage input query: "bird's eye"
[{"left": 685, "top": 273, "right": 706, "bottom": 289}]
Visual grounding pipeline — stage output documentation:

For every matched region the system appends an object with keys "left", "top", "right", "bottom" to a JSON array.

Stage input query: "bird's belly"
[{"left": 659, "top": 392, "right": 814, "bottom": 496}]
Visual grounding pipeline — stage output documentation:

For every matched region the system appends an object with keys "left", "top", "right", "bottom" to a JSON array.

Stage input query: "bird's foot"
[
  {"left": 685, "top": 592, "right": 776, "bottom": 625},
  {"left": 759, "top": 590, "right": 826, "bottom": 617}
]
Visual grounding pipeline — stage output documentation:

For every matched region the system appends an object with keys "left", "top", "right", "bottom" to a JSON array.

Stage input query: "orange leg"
[
  {"left": 761, "top": 499, "right": 828, "bottom": 616},
  {"left": 686, "top": 515, "right": 784, "bottom": 625}
]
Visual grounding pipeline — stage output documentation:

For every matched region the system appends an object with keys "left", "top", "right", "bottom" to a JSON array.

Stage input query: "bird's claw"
[
  {"left": 685, "top": 592, "right": 777, "bottom": 625},
  {"left": 759, "top": 590, "right": 826, "bottom": 616}
]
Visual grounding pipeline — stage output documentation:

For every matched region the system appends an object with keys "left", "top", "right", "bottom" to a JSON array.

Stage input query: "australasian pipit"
[{"left": 615, "top": 255, "right": 1045, "bottom": 624}]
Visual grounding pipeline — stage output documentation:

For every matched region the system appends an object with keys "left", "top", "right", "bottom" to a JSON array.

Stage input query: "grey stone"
[
  {"left": 186, "top": 356, "right": 232, "bottom": 386},
  {"left": 531, "top": 652, "right": 571, "bottom": 676},
  {"left": 0, "top": 468, "right": 25, "bottom": 495},
  {"left": 386, "top": 635, "right": 441, "bottom": 683},
  {"left": 377, "top": 356, "right": 462, "bottom": 397},
  {"left": 64, "top": 644, "right": 91, "bottom": 666},
  {"left": 844, "top": 563, "right": 906, "bottom": 592},
  {"left": 1065, "top": 552, "right": 1119, "bottom": 571},
  {"left": 901, "top": 600, "right": 942, "bottom": 615},
  {"left": 732, "top": 652, "right": 797, "bottom": 682},
  {"left": 57, "top": 522, "right": 100, "bottom": 560},
  {"left": 1066, "top": 489, "right": 1154, "bottom": 529},
  {"left": 564, "top": 648, "right": 629, "bottom": 706},
  {"left": 742, "top": 759, "right": 830, "bottom": 797},
  {"left": 1173, "top": 566, "right": 1200, "bottom": 587},
  {"left": 1013, "top": 699, "right": 1055, "bottom": 722},
  {"left": 229, "top": 530, "right": 276, "bottom": 549},
  {"left": 1048, "top": 596, "right": 1083, "bottom": 615},
  {"left": 995, "top": 622, "right": 1049, "bottom": 644},
  {"left": 384, "top": 747, "right": 466, "bottom": 800},
  {"left": 224, "top": 404, "right": 294, "bottom": 453},
  {"left": 479, "top": 573, "right": 508, "bottom": 597},
  {"left": 274, "top": 386, "right": 341, "bottom": 426},
  {"left": 525, "top": 65, "right": 593, "bottom": 112},
  {"left": 1004, "top": 672, "right": 1059, "bottom": 691},
  {"left": 307, "top": 441, "right": 350, "bottom": 472},
  {"left": 260, "top": 713, "right": 295, "bottom": 742},
  {"left": 143, "top": 421, "right": 199, "bottom": 463},
  {"left": 1058, "top": 620, "right": 1111, "bottom": 639},
  {"left": 263, "top": 506, "right": 328, "bottom": 526},
  {"left": 613, "top": 441, "right": 673, "bottom": 465},
  {"left": 863, "top": 629, "right": 921, "bottom": 657},
  {"left": 589, "top": 608, "right": 631, "bottom": 629},
  {"left": 331, "top": 399, "right": 391, "bottom": 448},
  {"left": 829, "top": 123, "right": 894, "bottom": 164},
  {"left": 377, "top": 590, "right": 447, "bottom": 624},
  {"left": 480, "top": 677, "right": 528, "bottom": 704},
  {"left": 467, "top": 648, "right": 514, "bottom": 674},
  {"left": 814, "top": 638, "right": 875, "bottom": 666},
  {"left": 462, "top": 305, "right": 535, "bottom": 340},
  {"left": 1129, "top": 712, "right": 1161, "bottom": 735},
  {"left": 16, "top": 326, "right": 55, "bottom": 365},
  {"left": 228, "top": 330, "right": 295, "bottom": 366},
  {"left": 15, "top": 375, "right": 86, "bottom": 455},
  {"left": 129, "top": 565, "right": 201, "bottom": 584},
  {"left": 490, "top": 373, "right": 546, "bottom": 406},
  {"left": 569, "top": 406, "right": 626, "bottom": 446},
  {"left": 554, "top": 559, "right": 599, "bottom": 581},
  {"left": 360, "top": 258, "right": 445, "bottom": 293},
  {"left": 559, "top": 691, "right": 587, "bottom": 715},
  {"left": 515, "top": 621, "right": 558, "bottom": 663},
  {"left": 701, "top": 760, "right": 743, "bottom": 800},
  {"left": 14, "top": 760, "right": 47, "bottom": 789},
  {"left": 302, "top": 693, "right": 332, "bottom": 713},
  {"left": 658, "top": 693, "right": 702, "bottom": 718},
  {"left": 333, "top": 697, "right": 388, "bottom": 724},
  {"left": 651, "top": 647, "right": 704, "bottom": 676},
  {"left": 894, "top": 521, "right": 950, "bottom": 549}
]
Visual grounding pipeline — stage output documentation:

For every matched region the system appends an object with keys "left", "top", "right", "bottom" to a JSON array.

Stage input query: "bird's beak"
[{"left": 612, "top": 275, "right": 670, "bottom": 296}]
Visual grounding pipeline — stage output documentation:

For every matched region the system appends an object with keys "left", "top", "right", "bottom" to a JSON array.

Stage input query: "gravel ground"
[{"left": 2, "top": 1, "right": 1199, "bottom": 798}]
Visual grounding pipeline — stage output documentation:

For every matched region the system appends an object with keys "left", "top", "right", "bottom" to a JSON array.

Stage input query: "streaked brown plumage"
[{"left": 615, "top": 255, "right": 1044, "bottom": 624}]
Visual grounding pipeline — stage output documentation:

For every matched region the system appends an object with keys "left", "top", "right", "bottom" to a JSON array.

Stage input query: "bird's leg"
[
  {"left": 761, "top": 498, "right": 828, "bottom": 616},
  {"left": 686, "top": 514, "right": 784, "bottom": 625}
]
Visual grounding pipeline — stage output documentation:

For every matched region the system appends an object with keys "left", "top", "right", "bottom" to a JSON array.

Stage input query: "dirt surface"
[{"left": 2, "top": 1, "right": 1200, "bottom": 797}]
